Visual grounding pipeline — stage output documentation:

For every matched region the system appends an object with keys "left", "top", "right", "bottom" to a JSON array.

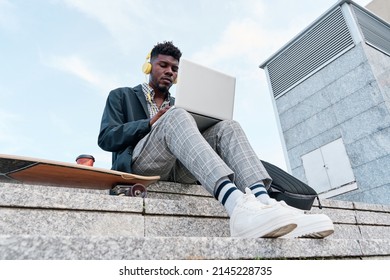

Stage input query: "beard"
[
  {"left": 149, "top": 74, "right": 172, "bottom": 95},
  {"left": 156, "top": 84, "right": 170, "bottom": 94}
]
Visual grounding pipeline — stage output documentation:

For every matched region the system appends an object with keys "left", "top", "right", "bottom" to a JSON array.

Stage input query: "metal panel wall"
[
  {"left": 267, "top": 7, "right": 355, "bottom": 99},
  {"left": 352, "top": 4, "right": 390, "bottom": 56}
]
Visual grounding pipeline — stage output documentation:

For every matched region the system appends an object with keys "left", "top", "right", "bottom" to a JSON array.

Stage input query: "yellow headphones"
[
  {"left": 141, "top": 51, "right": 178, "bottom": 84},
  {"left": 142, "top": 52, "right": 152, "bottom": 74}
]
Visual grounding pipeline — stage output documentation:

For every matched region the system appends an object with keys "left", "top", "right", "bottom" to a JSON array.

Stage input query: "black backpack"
[{"left": 261, "top": 160, "right": 321, "bottom": 210}]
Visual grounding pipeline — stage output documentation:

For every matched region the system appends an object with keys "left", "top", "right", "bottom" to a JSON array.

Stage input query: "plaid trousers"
[{"left": 132, "top": 108, "right": 271, "bottom": 196}]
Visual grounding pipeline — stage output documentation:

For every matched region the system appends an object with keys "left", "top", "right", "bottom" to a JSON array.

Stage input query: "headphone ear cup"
[
  {"left": 142, "top": 52, "right": 152, "bottom": 74},
  {"left": 142, "top": 62, "right": 152, "bottom": 74}
]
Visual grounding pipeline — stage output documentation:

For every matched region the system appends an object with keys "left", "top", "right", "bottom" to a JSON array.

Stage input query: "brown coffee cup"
[{"left": 76, "top": 154, "right": 95, "bottom": 166}]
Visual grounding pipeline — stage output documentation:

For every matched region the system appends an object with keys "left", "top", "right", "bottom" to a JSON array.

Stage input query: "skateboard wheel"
[{"left": 126, "top": 183, "right": 147, "bottom": 198}]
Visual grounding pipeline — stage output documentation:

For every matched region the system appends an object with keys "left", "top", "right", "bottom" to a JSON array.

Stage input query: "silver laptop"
[{"left": 174, "top": 59, "right": 236, "bottom": 131}]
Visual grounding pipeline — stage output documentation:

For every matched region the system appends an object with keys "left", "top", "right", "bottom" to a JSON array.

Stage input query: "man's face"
[{"left": 149, "top": 54, "right": 179, "bottom": 94}]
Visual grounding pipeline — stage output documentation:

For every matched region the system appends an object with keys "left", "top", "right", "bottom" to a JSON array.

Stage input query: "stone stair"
[{"left": 1, "top": 181, "right": 390, "bottom": 259}]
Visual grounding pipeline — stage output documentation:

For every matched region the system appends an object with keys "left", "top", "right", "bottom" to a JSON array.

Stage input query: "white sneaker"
[
  {"left": 230, "top": 189, "right": 297, "bottom": 238},
  {"left": 268, "top": 199, "right": 334, "bottom": 238}
]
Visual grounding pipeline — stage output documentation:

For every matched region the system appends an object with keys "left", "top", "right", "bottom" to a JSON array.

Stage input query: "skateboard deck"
[{"left": 0, "top": 154, "right": 160, "bottom": 197}]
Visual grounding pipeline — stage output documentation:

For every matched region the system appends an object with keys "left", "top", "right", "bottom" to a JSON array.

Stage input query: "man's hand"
[{"left": 150, "top": 105, "right": 171, "bottom": 126}]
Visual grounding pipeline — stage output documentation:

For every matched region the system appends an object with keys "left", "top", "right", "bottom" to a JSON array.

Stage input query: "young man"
[{"left": 98, "top": 41, "right": 334, "bottom": 239}]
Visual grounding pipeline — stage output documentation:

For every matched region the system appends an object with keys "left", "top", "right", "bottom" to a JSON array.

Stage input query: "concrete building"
[{"left": 260, "top": 0, "right": 390, "bottom": 205}]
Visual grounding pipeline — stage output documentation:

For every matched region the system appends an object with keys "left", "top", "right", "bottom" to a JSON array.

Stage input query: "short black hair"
[{"left": 150, "top": 41, "right": 182, "bottom": 61}]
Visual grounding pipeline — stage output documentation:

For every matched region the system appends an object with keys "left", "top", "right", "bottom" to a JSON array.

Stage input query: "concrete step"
[
  {"left": 3, "top": 235, "right": 390, "bottom": 260},
  {"left": 1, "top": 181, "right": 390, "bottom": 259}
]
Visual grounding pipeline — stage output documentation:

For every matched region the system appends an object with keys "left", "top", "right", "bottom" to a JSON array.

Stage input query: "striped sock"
[
  {"left": 214, "top": 178, "right": 243, "bottom": 217},
  {"left": 249, "top": 183, "right": 270, "bottom": 204}
]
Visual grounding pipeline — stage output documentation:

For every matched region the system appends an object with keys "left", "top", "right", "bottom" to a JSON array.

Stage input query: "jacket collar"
[{"left": 134, "top": 84, "right": 149, "bottom": 117}]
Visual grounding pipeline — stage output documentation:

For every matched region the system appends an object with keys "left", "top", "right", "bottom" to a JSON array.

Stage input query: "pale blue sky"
[{"left": 0, "top": 0, "right": 371, "bottom": 170}]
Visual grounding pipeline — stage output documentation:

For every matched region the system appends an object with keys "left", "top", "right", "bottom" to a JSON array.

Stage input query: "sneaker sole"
[
  {"left": 283, "top": 220, "right": 334, "bottom": 239},
  {"left": 233, "top": 221, "right": 297, "bottom": 239},
  {"left": 262, "top": 223, "right": 297, "bottom": 238},
  {"left": 299, "top": 229, "right": 334, "bottom": 238}
]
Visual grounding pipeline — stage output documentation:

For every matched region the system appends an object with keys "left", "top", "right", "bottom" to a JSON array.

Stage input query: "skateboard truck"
[{"left": 110, "top": 183, "right": 147, "bottom": 198}]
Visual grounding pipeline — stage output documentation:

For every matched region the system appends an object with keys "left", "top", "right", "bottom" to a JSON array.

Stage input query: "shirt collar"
[{"left": 142, "top": 82, "right": 171, "bottom": 102}]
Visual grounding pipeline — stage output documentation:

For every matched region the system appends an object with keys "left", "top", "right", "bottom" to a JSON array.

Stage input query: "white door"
[{"left": 302, "top": 138, "right": 355, "bottom": 194}]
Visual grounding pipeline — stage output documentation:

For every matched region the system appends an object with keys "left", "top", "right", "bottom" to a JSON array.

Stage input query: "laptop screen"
[{"left": 174, "top": 59, "right": 236, "bottom": 128}]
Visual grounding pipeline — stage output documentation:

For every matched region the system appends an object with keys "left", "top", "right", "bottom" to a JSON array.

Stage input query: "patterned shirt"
[{"left": 142, "top": 83, "right": 171, "bottom": 118}]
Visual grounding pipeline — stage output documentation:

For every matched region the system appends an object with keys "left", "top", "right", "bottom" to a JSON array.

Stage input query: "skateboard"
[{"left": 0, "top": 153, "right": 160, "bottom": 198}]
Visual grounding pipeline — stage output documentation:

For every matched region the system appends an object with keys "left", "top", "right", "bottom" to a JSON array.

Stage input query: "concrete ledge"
[
  {"left": 145, "top": 196, "right": 227, "bottom": 217},
  {"left": 148, "top": 181, "right": 212, "bottom": 197},
  {"left": 0, "top": 183, "right": 143, "bottom": 213},
  {"left": 1, "top": 235, "right": 389, "bottom": 260},
  {"left": 1, "top": 181, "right": 390, "bottom": 259},
  {"left": 145, "top": 216, "right": 229, "bottom": 237},
  {"left": 0, "top": 208, "right": 144, "bottom": 237}
]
